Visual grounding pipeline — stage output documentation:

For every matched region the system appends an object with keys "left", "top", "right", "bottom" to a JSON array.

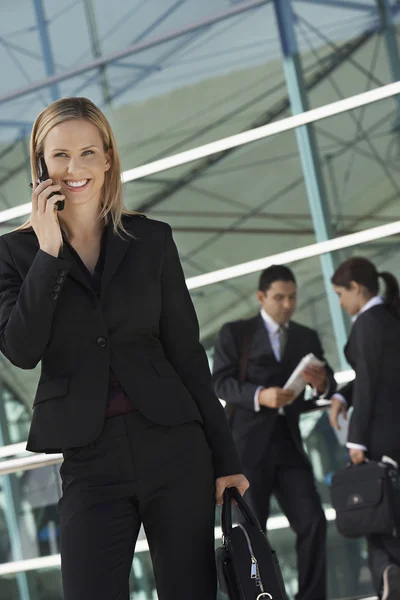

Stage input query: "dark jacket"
[
  {"left": 212, "top": 314, "right": 336, "bottom": 467},
  {"left": 0, "top": 215, "right": 241, "bottom": 478},
  {"left": 339, "top": 304, "right": 400, "bottom": 462}
]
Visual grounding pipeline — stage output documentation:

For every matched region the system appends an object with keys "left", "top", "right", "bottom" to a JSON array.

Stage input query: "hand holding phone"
[
  {"left": 30, "top": 158, "right": 65, "bottom": 257},
  {"left": 36, "top": 157, "right": 65, "bottom": 212}
]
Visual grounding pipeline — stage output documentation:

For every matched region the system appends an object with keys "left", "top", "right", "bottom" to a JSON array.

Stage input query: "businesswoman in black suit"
[
  {"left": 329, "top": 257, "right": 400, "bottom": 600},
  {"left": 0, "top": 97, "right": 248, "bottom": 600}
]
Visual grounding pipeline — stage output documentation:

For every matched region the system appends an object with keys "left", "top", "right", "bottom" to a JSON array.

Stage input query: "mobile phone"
[{"left": 37, "top": 156, "right": 65, "bottom": 212}]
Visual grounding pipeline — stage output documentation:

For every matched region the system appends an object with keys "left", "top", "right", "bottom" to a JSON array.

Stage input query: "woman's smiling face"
[{"left": 43, "top": 119, "right": 111, "bottom": 210}]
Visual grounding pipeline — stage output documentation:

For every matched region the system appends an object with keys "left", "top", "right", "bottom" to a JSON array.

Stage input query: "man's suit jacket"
[
  {"left": 338, "top": 304, "right": 400, "bottom": 463},
  {"left": 212, "top": 314, "right": 336, "bottom": 467},
  {"left": 0, "top": 215, "right": 241, "bottom": 478}
]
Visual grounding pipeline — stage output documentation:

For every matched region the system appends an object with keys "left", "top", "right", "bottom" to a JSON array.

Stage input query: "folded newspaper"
[{"left": 283, "top": 353, "right": 325, "bottom": 402}]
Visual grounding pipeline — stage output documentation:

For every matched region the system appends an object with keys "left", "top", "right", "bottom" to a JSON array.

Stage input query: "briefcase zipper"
[
  {"left": 251, "top": 558, "right": 257, "bottom": 579},
  {"left": 237, "top": 524, "right": 266, "bottom": 593}
]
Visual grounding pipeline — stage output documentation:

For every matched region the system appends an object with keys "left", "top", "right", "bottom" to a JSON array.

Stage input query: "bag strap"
[
  {"left": 239, "top": 325, "right": 252, "bottom": 384},
  {"left": 225, "top": 320, "right": 254, "bottom": 422},
  {"left": 221, "top": 487, "right": 262, "bottom": 537}
]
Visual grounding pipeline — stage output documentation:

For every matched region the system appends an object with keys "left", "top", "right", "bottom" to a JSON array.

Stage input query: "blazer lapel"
[
  {"left": 59, "top": 243, "right": 93, "bottom": 293},
  {"left": 58, "top": 221, "right": 132, "bottom": 295},
  {"left": 251, "top": 314, "right": 277, "bottom": 361},
  {"left": 100, "top": 225, "right": 132, "bottom": 298},
  {"left": 344, "top": 334, "right": 353, "bottom": 365}
]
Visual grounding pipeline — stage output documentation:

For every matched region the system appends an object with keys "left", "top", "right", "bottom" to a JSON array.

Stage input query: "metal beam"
[
  {"left": 148, "top": 210, "right": 395, "bottom": 223},
  {"left": 131, "top": 0, "right": 189, "bottom": 45},
  {"left": 32, "top": 0, "right": 60, "bottom": 102},
  {"left": 294, "top": 0, "right": 372, "bottom": 10},
  {"left": 82, "top": 0, "right": 111, "bottom": 105},
  {"left": 273, "top": 0, "right": 349, "bottom": 369},
  {"left": 70, "top": 0, "right": 190, "bottom": 98},
  {"left": 112, "top": 61, "right": 162, "bottom": 72},
  {"left": 168, "top": 226, "right": 317, "bottom": 235},
  {"left": 0, "top": 0, "right": 267, "bottom": 106},
  {"left": 109, "top": 28, "right": 205, "bottom": 103},
  {"left": 157, "top": 226, "right": 400, "bottom": 236},
  {"left": 377, "top": 0, "right": 400, "bottom": 123}
]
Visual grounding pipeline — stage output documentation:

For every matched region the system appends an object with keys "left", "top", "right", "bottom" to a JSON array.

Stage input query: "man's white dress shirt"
[{"left": 254, "top": 310, "right": 289, "bottom": 412}]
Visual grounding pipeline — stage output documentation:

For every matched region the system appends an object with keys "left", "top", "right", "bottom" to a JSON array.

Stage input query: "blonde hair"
[{"left": 17, "top": 97, "right": 137, "bottom": 236}]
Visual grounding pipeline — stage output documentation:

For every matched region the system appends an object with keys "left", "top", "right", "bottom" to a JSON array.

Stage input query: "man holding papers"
[{"left": 213, "top": 265, "right": 336, "bottom": 600}]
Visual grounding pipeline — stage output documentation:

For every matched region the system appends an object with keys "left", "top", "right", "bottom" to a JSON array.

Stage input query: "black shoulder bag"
[
  {"left": 216, "top": 487, "right": 288, "bottom": 600},
  {"left": 330, "top": 460, "right": 398, "bottom": 538}
]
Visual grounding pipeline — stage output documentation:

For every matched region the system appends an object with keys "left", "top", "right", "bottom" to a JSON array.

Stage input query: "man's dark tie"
[{"left": 279, "top": 325, "right": 287, "bottom": 360}]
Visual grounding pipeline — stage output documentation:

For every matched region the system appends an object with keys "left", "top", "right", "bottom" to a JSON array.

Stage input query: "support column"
[
  {"left": 0, "top": 392, "right": 29, "bottom": 600},
  {"left": 273, "top": 0, "right": 349, "bottom": 368},
  {"left": 83, "top": 0, "right": 111, "bottom": 105},
  {"left": 377, "top": 0, "right": 400, "bottom": 125},
  {"left": 32, "top": 0, "right": 60, "bottom": 102}
]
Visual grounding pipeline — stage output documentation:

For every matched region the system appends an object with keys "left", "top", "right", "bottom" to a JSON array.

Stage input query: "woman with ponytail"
[{"left": 329, "top": 256, "right": 400, "bottom": 599}]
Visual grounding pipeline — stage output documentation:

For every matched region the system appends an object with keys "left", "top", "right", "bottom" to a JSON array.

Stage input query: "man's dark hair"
[{"left": 258, "top": 265, "right": 296, "bottom": 292}]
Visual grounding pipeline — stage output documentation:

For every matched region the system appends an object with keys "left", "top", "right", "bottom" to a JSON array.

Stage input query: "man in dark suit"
[{"left": 213, "top": 265, "right": 336, "bottom": 600}]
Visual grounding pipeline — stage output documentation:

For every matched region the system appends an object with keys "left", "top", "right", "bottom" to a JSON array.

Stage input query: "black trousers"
[
  {"left": 243, "top": 418, "right": 327, "bottom": 600},
  {"left": 367, "top": 451, "right": 400, "bottom": 595},
  {"left": 367, "top": 533, "right": 400, "bottom": 594},
  {"left": 58, "top": 410, "right": 216, "bottom": 600}
]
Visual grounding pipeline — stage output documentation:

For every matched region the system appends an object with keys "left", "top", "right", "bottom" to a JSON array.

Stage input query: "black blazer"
[
  {"left": 212, "top": 314, "right": 336, "bottom": 467},
  {"left": 0, "top": 215, "right": 241, "bottom": 478},
  {"left": 338, "top": 304, "right": 400, "bottom": 462}
]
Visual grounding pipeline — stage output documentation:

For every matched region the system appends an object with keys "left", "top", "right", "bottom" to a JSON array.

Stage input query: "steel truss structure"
[
  {"left": 0, "top": 0, "right": 399, "bottom": 360},
  {"left": 0, "top": 0, "right": 399, "bottom": 355}
]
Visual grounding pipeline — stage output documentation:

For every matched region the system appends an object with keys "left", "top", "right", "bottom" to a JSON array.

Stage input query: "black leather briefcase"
[
  {"left": 331, "top": 461, "right": 398, "bottom": 538},
  {"left": 216, "top": 487, "right": 287, "bottom": 600}
]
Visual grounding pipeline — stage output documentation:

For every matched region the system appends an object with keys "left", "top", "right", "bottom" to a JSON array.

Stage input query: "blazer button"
[
  {"left": 97, "top": 336, "right": 108, "bottom": 348},
  {"left": 53, "top": 284, "right": 61, "bottom": 292},
  {"left": 58, "top": 269, "right": 66, "bottom": 276},
  {"left": 56, "top": 276, "right": 64, "bottom": 284},
  {"left": 52, "top": 293, "right": 59, "bottom": 300}
]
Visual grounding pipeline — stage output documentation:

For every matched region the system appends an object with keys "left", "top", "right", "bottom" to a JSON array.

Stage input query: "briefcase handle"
[{"left": 221, "top": 487, "right": 262, "bottom": 537}]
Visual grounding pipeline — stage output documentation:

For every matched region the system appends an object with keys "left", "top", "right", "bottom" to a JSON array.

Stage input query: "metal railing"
[
  {"left": 0, "top": 400, "right": 333, "bottom": 476},
  {"left": 0, "top": 452, "right": 62, "bottom": 475}
]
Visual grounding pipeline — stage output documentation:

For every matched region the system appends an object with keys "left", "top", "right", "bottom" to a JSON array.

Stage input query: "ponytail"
[
  {"left": 332, "top": 257, "right": 400, "bottom": 320},
  {"left": 379, "top": 272, "right": 400, "bottom": 320}
]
